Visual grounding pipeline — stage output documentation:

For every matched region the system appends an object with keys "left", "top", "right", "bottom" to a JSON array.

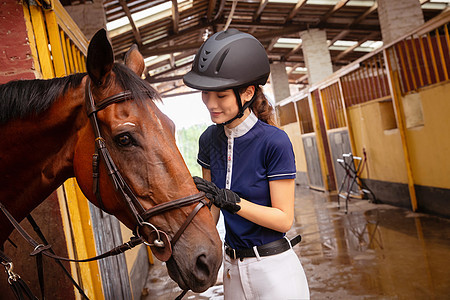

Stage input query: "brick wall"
[
  {"left": 0, "top": 0, "right": 37, "bottom": 84},
  {"left": 300, "top": 29, "right": 333, "bottom": 85},
  {"left": 378, "top": 0, "right": 424, "bottom": 44}
]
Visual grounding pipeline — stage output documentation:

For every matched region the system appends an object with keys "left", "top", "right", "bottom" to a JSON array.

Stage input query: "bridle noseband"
[{"left": 85, "top": 79, "right": 208, "bottom": 260}]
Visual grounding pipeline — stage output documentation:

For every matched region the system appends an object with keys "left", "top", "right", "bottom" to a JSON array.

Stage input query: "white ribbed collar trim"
[{"left": 224, "top": 111, "right": 258, "bottom": 138}]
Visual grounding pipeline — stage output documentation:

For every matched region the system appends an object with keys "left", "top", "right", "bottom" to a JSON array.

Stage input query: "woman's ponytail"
[{"left": 239, "top": 86, "right": 276, "bottom": 126}]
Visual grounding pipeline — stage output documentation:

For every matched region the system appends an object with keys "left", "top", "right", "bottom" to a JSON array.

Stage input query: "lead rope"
[
  {"left": 26, "top": 215, "right": 89, "bottom": 299},
  {"left": 1, "top": 196, "right": 208, "bottom": 300},
  {"left": 1, "top": 250, "right": 37, "bottom": 300},
  {"left": 175, "top": 289, "right": 188, "bottom": 300},
  {"left": 0, "top": 201, "right": 144, "bottom": 300}
]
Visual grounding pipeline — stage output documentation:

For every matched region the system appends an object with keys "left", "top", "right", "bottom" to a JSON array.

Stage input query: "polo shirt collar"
[{"left": 224, "top": 111, "right": 258, "bottom": 138}]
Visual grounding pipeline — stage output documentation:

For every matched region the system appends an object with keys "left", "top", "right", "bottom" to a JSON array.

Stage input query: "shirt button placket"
[{"left": 226, "top": 135, "right": 233, "bottom": 189}]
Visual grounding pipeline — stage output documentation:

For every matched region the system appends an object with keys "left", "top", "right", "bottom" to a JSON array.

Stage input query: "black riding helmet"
[{"left": 183, "top": 29, "right": 270, "bottom": 125}]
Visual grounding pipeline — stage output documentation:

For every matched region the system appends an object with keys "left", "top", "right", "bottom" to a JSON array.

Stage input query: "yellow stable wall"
[
  {"left": 403, "top": 82, "right": 450, "bottom": 189},
  {"left": 282, "top": 122, "right": 308, "bottom": 174},
  {"left": 347, "top": 100, "right": 408, "bottom": 184}
]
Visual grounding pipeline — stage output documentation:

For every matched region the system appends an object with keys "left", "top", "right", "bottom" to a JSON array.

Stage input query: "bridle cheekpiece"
[{"left": 84, "top": 79, "right": 208, "bottom": 261}]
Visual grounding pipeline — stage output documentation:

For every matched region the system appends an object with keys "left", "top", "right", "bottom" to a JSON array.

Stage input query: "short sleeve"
[
  {"left": 265, "top": 130, "right": 296, "bottom": 181},
  {"left": 197, "top": 127, "right": 212, "bottom": 169}
]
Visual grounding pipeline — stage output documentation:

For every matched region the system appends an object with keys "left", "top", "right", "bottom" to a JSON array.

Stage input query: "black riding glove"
[{"left": 193, "top": 176, "right": 241, "bottom": 214}]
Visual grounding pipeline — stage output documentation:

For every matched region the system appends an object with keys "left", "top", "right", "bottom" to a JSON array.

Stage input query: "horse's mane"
[
  {"left": 0, "top": 63, "right": 160, "bottom": 124},
  {"left": 112, "top": 63, "right": 161, "bottom": 104}
]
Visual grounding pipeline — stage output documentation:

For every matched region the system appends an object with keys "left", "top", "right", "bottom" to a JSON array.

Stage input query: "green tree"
[{"left": 176, "top": 124, "right": 209, "bottom": 177}]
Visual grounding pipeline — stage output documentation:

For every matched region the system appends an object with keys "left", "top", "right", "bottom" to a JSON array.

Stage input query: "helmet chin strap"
[{"left": 221, "top": 86, "right": 257, "bottom": 126}]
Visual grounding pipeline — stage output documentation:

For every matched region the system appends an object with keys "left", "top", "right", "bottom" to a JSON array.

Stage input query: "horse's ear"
[
  {"left": 86, "top": 29, "right": 114, "bottom": 86},
  {"left": 124, "top": 44, "right": 145, "bottom": 77}
]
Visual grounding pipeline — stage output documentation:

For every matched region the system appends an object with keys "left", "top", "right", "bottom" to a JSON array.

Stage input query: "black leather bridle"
[
  {"left": 0, "top": 79, "right": 210, "bottom": 300},
  {"left": 84, "top": 79, "right": 209, "bottom": 257}
]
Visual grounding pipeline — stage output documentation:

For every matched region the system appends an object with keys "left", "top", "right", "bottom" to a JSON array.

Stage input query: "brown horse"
[{"left": 0, "top": 29, "right": 221, "bottom": 293}]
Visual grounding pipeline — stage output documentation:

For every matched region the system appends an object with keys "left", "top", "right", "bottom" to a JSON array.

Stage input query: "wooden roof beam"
[
  {"left": 351, "top": 2, "right": 377, "bottom": 26},
  {"left": 132, "top": 24, "right": 206, "bottom": 58},
  {"left": 328, "top": 2, "right": 378, "bottom": 44},
  {"left": 137, "top": 22, "right": 378, "bottom": 58},
  {"left": 285, "top": 0, "right": 307, "bottom": 23},
  {"left": 287, "top": 63, "right": 302, "bottom": 75},
  {"left": 142, "top": 41, "right": 204, "bottom": 57},
  {"left": 139, "top": 24, "right": 305, "bottom": 57},
  {"left": 295, "top": 74, "right": 308, "bottom": 84},
  {"left": 254, "top": 0, "right": 269, "bottom": 21},
  {"left": 318, "top": 0, "right": 350, "bottom": 27},
  {"left": 219, "top": 20, "right": 379, "bottom": 32},
  {"left": 149, "top": 60, "right": 192, "bottom": 79},
  {"left": 283, "top": 40, "right": 303, "bottom": 60},
  {"left": 146, "top": 50, "right": 196, "bottom": 71},
  {"left": 118, "top": 0, "right": 142, "bottom": 46},
  {"left": 146, "top": 74, "right": 185, "bottom": 84},
  {"left": 171, "top": 0, "right": 179, "bottom": 34},
  {"left": 334, "top": 32, "right": 378, "bottom": 61},
  {"left": 329, "top": 30, "right": 350, "bottom": 46},
  {"left": 206, "top": 0, "right": 217, "bottom": 22},
  {"left": 168, "top": 41, "right": 175, "bottom": 68},
  {"left": 161, "top": 89, "right": 201, "bottom": 98},
  {"left": 267, "top": 38, "right": 279, "bottom": 51}
]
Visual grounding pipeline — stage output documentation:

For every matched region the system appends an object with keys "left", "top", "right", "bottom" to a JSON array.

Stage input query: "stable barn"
[{"left": 1, "top": 0, "right": 449, "bottom": 299}]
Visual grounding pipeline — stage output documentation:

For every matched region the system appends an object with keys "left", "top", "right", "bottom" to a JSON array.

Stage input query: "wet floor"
[{"left": 141, "top": 185, "right": 450, "bottom": 299}]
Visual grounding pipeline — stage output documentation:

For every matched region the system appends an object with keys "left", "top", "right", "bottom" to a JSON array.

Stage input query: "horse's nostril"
[{"left": 194, "top": 254, "right": 211, "bottom": 281}]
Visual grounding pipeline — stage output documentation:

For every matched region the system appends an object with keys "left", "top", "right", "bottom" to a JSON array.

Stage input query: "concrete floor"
[{"left": 141, "top": 186, "right": 450, "bottom": 299}]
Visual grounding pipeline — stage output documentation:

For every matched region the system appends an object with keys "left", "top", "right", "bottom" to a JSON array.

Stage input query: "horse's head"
[{"left": 73, "top": 29, "right": 222, "bottom": 292}]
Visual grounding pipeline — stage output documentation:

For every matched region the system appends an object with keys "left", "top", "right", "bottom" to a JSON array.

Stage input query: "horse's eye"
[{"left": 116, "top": 134, "right": 132, "bottom": 146}]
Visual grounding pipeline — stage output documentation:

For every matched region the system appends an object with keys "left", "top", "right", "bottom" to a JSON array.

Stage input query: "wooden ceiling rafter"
[
  {"left": 146, "top": 50, "right": 196, "bottom": 72},
  {"left": 352, "top": 2, "right": 378, "bottom": 26},
  {"left": 171, "top": 0, "right": 179, "bottom": 34},
  {"left": 254, "top": 0, "right": 270, "bottom": 21},
  {"left": 287, "top": 63, "right": 302, "bottom": 75},
  {"left": 334, "top": 31, "right": 379, "bottom": 62},
  {"left": 118, "top": 0, "right": 143, "bottom": 46},
  {"left": 267, "top": 37, "right": 278, "bottom": 52},
  {"left": 283, "top": 39, "right": 303, "bottom": 60},
  {"left": 147, "top": 74, "right": 185, "bottom": 84},
  {"left": 329, "top": 29, "right": 350, "bottom": 46},
  {"left": 58, "top": 0, "right": 448, "bottom": 96},
  {"left": 328, "top": 2, "right": 379, "bottom": 48},
  {"left": 317, "top": 0, "right": 351, "bottom": 27},
  {"left": 295, "top": 74, "right": 308, "bottom": 84},
  {"left": 206, "top": 0, "right": 217, "bottom": 21},
  {"left": 285, "top": 0, "right": 308, "bottom": 23}
]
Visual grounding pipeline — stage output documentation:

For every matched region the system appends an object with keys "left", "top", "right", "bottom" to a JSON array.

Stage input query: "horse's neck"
[{"left": 0, "top": 85, "right": 86, "bottom": 243}]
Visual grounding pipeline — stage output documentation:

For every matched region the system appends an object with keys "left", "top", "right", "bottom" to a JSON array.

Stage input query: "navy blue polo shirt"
[{"left": 197, "top": 112, "right": 296, "bottom": 250}]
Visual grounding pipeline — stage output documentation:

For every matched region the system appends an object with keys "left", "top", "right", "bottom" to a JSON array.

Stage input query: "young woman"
[{"left": 183, "top": 29, "right": 309, "bottom": 300}]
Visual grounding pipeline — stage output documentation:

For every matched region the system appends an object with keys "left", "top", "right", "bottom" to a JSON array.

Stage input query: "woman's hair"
[{"left": 239, "top": 85, "right": 276, "bottom": 126}]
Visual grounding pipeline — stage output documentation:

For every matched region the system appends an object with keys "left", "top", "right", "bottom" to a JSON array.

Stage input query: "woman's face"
[
  {"left": 201, "top": 89, "right": 239, "bottom": 125},
  {"left": 201, "top": 87, "right": 254, "bottom": 126}
]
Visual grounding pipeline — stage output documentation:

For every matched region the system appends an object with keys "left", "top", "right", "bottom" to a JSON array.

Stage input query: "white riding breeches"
[{"left": 222, "top": 247, "right": 310, "bottom": 300}]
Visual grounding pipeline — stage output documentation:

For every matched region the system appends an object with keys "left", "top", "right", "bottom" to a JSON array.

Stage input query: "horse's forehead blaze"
[
  {"left": 121, "top": 122, "right": 136, "bottom": 127},
  {"left": 115, "top": 104, "right": 165, "bottom": 133}
]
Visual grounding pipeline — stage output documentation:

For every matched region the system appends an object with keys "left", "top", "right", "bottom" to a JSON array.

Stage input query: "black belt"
[{"left": 225, "top": 235, "right": 302, "bottom": 260}]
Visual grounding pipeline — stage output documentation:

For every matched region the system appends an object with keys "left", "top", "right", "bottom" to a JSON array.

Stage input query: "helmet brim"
[
  {"left": 183, "top": 70, "right": 269, "bottom": 91},
  {"left": 183, "top": 70, "right": 241, "bottom": 91}
]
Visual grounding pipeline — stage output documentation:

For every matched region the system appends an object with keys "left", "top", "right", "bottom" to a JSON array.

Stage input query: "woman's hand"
[
  {"left": 196, "top": 169, "right": 295, "bottom": 233},
  {"left": 193, "top": 176, "right": 241, "bottom": 213}
]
